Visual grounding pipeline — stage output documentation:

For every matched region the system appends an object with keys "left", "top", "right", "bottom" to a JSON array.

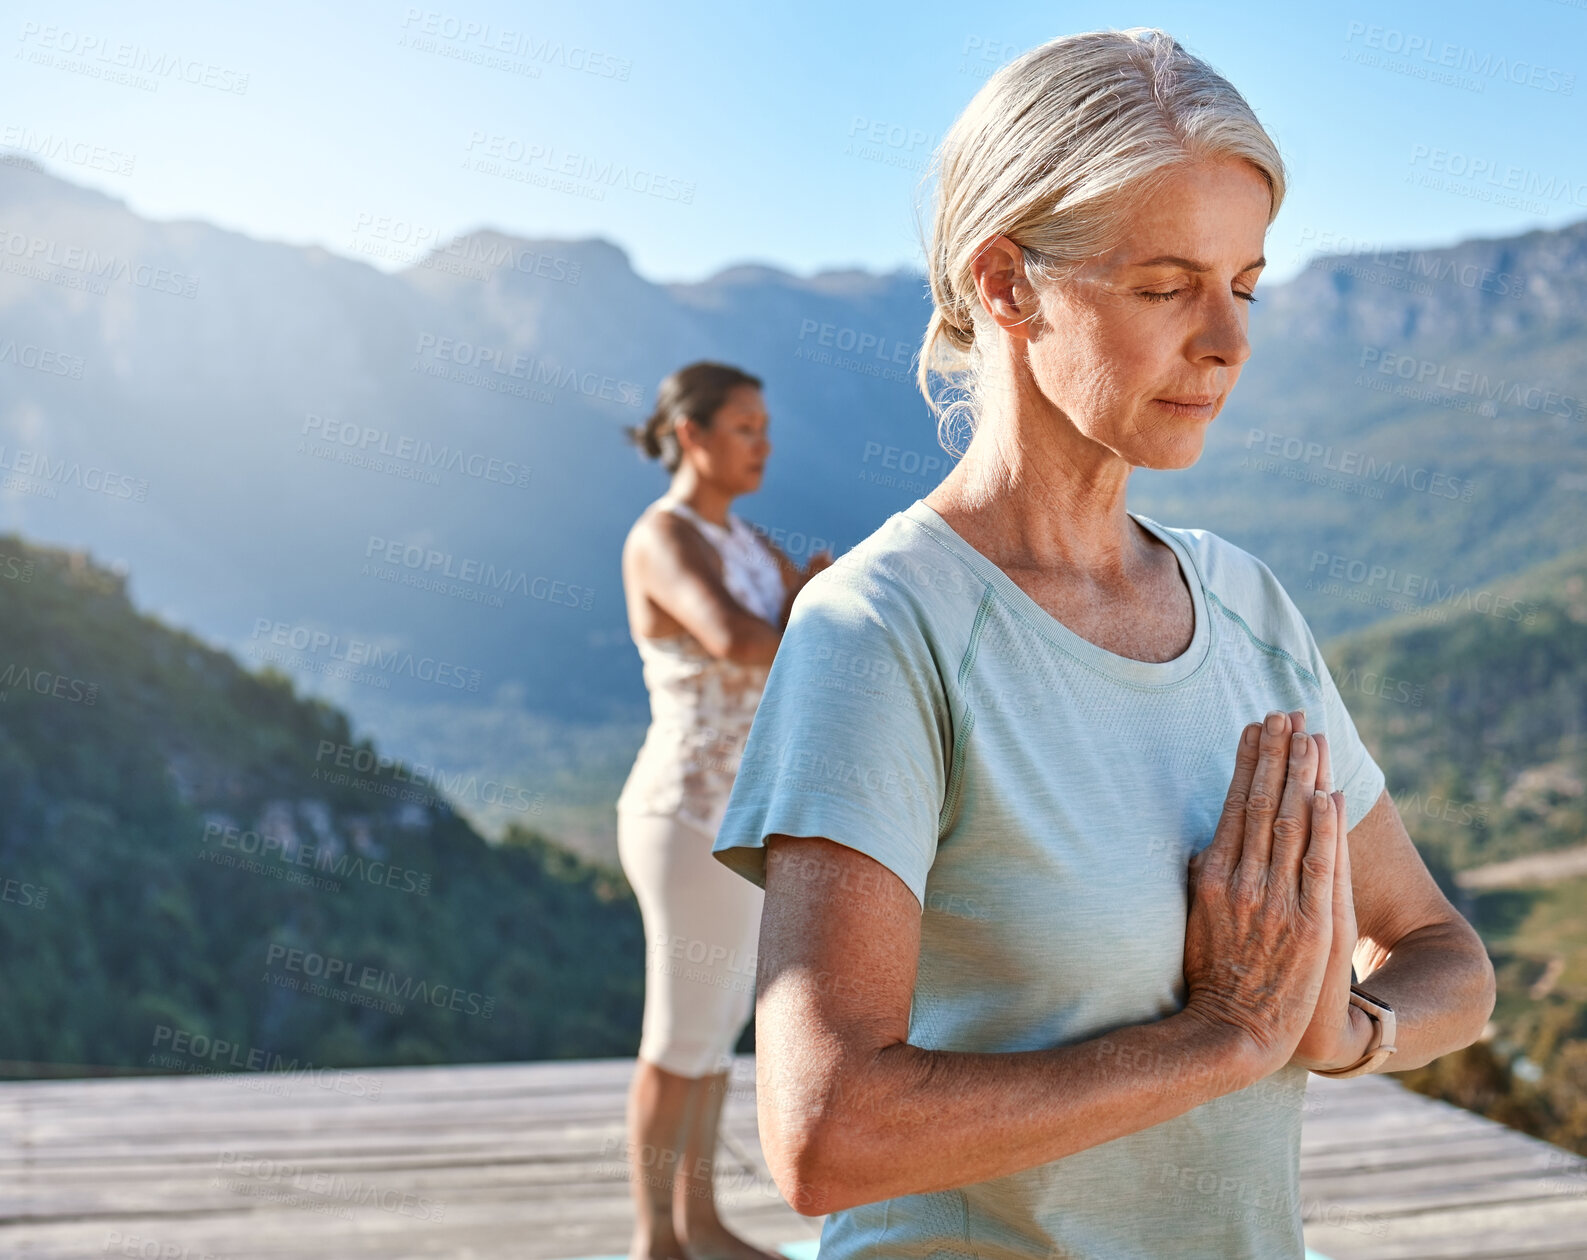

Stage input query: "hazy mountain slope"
[{"left": 1, "top": 154, "right": 1583, "bottom": 849}]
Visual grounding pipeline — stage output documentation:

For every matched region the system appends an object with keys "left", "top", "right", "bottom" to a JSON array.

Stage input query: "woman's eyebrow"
[{"left": 1129, "top": 253, "right": 1267, "bottom": 273}]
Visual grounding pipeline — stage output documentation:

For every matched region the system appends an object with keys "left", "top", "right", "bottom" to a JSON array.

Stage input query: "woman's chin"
[{"left": 1131, "top": 436, "right": 1207, "bottom": 472}]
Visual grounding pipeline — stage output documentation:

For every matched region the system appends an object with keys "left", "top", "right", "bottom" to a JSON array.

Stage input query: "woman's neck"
[
  {"left": 665, "top": 474, "right": 733, "bottom": 529},
  {"left": 923, "top": 401, "right": 1147, "bottom": 584}
]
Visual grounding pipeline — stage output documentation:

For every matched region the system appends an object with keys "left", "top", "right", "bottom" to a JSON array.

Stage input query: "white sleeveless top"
[{"left": 615, "top": 494, "right": 788, "bottom": 836}]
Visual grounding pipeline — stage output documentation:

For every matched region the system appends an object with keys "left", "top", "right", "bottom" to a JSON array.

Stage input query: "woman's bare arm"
[
  {"left": 627, "top": 510, "right": 782, "bottom": 665},
  {"left": 754, "top": 834, "right": 1259, "bottom": 1216}
]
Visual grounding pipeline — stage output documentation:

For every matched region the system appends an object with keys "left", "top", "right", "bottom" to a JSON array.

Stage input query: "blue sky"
[{"left": 4, "top": 0, "right": 1585, "bottom": 287}]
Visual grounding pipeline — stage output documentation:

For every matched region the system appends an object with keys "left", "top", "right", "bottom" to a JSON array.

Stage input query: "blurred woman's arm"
[
  {"left": 752, "top": 531, "right": 833, "bottom": 630},
  {"left": 628, "top": 510, "right": 782, "bottom": 665}
]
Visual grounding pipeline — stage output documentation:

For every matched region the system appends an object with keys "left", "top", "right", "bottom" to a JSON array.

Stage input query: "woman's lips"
[{"left": 1154, "top": 397, "right": 1218, "bottom": 419}]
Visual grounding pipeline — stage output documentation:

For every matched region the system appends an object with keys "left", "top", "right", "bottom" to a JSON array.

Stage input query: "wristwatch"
[{"left": 1310, "top": 983, "right": 1397, "bottom": 1078}]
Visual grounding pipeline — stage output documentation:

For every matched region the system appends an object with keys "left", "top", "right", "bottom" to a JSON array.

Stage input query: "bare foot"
[
  {"left": 676, "top": 1220, "right": 785, "bottom": 1260},
  {"left": 630, "top": 1225, "right": 690, "bottom": 1260}
]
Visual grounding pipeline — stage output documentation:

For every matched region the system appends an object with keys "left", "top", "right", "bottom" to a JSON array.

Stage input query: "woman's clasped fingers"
[
  {"left": 1192, "top": 717, "right": 1268, "bottom": 883},
  {"left": 1232, "top": 711, "right": 1300, "bottom": 891},
  {"left": 1264, "top": 728, "right": 1321, "bottom": 888}
]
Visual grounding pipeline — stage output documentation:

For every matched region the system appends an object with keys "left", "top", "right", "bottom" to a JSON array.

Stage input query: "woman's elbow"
[
  {"left": 1474, "top": 944, "right": 1498, "bottom": 1031},
  {"left": 763, "top": 1101, "right": 857, "bottom": 1217},
  {"left": 1454, "top": 917, "right": 1498, "bottom": 1033},
  {"left": 1440, "top": 920, "right": 1498, "bottom": 1047}
]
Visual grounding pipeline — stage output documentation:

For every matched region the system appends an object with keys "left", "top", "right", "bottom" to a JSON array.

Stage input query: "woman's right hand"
[{"left": 1181, "top": 709, "right": 1345, "bottom": 1075}]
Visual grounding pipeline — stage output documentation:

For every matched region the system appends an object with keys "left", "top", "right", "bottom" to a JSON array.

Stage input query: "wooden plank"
[{"left": 2, "top": 1056, "right": 1584, "bottom": 1260}]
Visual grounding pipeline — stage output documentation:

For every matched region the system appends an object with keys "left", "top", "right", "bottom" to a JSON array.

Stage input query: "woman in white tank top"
[{"left": 616, "top": 361, "right": 831, "bottom": 1260}]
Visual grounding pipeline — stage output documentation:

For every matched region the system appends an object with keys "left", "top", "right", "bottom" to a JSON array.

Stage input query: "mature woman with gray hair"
[{"left": 711, "top": 26, "right": 1495, "bottom": 1258}]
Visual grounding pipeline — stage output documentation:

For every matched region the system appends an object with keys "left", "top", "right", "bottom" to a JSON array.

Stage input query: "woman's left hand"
[
  {"left": 802, "top": 550, "right": 834, "bottom": 581},
  {"left": 1285, "top": 721, "right": 1370, "bottom": 1071}
]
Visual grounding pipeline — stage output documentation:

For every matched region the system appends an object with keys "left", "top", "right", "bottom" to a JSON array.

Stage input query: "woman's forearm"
[
  {"left": 1352, "top": 918, "right": 1497, "bottom": 1072},
  {"left": 724, "top": 613, "right": 782, "bottom": 666},
  {"left": 781, "top": 1010, "right": 1263, "bottom": 1215}
]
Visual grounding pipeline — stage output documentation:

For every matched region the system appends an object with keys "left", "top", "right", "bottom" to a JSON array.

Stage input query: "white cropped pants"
[{"left": 616, "top": 809, "right": 764, "bottom": 1078}]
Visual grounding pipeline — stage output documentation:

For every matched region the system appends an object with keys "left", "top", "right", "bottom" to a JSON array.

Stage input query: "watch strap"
[{"left": 1311, "top": 983, "right": 1398, "bottom": 1078}]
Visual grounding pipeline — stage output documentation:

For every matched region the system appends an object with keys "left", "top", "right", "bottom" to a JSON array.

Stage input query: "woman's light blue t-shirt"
[{"left": 711, "top": 498, "right": 1387, "bottom": 1259}]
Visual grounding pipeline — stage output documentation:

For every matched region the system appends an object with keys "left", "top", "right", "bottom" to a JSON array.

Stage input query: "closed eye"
[{"left": 1141, "top": 288, "right": 1259, "bottom": 304}]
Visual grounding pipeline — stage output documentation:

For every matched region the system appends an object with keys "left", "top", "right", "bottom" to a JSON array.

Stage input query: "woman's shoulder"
[{"left": 800, "top": 506, "right": 985, "bottom": 618}]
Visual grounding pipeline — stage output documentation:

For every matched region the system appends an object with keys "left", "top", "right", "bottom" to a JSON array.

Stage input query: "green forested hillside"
[
  {"left": 0, "top": 533, "right": 644, "bottom": 1079},
  {"left": 1325, "top": 540, "right": 1587, "bottom": 872},
  {"left": 1321, "top": 542, "right": 1587, "bottom": 1154}
]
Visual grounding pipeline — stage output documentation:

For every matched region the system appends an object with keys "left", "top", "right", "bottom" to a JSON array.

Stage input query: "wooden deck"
[{"left": 2, "top": 1056, "right": 1585, "bottom": 1259}]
